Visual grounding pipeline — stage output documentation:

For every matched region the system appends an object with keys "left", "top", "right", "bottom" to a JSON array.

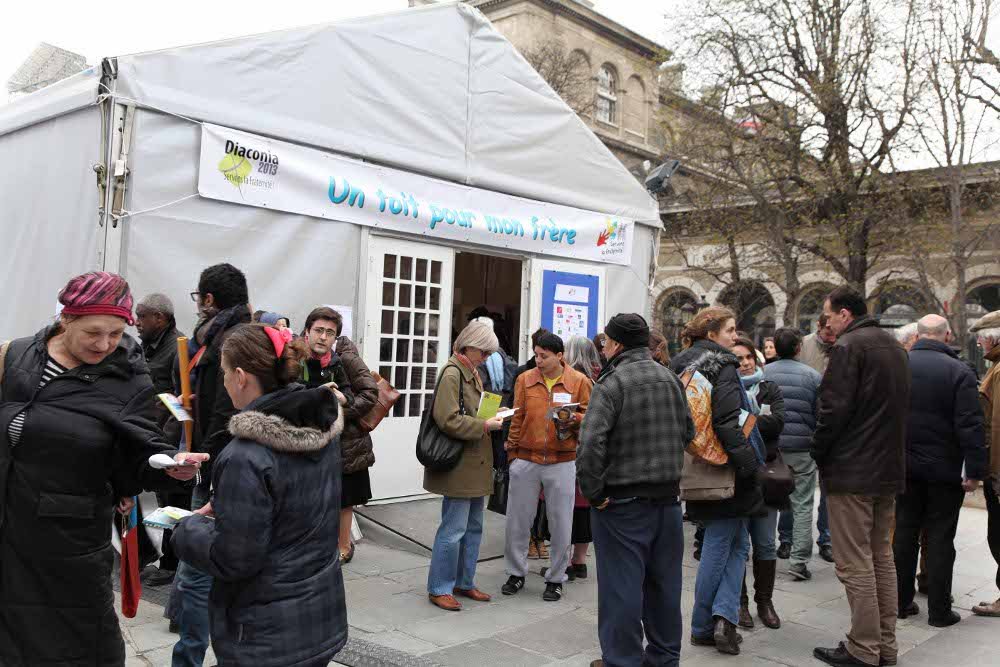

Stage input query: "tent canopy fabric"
[{"left": 108, "top": 2, "right": 660, "bottom": 224}]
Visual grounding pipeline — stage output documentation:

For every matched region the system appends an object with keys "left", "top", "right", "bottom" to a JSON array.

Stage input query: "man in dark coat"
[
  {"left": 811, "top": 287, "right": 911, "bottom": 667},
  {"left": 893, "top": 314, "right": 986, "bottom": 627},
  {"left": 172, "top": 263, "right": 252, "bottom": 667},
  {"left": 578, "top": 314, "right": 694, "bottom": 667},
  {"left": 135, "top": 292, "right": 188, "bottom": 587}
]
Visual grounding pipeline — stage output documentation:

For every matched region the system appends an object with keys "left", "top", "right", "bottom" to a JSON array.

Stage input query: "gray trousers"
[
  {"left": 504, "top": 458, "right": 576, "bottom": 583},
  {"left": 783, "top": 451, "right": 818, "bottom": 567}
]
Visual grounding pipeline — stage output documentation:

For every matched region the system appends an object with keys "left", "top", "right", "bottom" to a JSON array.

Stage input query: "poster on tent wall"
[{"left": 198, "top": 124, "right": 633, "bottom": 266}]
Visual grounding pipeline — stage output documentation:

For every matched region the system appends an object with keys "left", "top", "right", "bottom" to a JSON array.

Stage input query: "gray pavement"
[{"left": 122, "top": 498, "right": 999, "bottom": 666}]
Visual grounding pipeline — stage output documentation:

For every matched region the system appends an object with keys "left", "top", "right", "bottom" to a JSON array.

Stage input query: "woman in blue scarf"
[{"left": 732, "top": 336, "right": 786, "bottom": 632}]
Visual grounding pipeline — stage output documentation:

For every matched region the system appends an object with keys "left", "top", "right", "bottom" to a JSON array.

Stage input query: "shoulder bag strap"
[{"left": 0, "top": 340, "right": 9, "bottom": 391}]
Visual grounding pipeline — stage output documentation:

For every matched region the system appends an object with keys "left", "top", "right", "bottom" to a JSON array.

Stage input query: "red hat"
[{"left": 58, "top": 272, "right": 135, "bottom": 325}]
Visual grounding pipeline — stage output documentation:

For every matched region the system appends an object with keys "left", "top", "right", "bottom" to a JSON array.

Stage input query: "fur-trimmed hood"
[
  {"left": 674, "top": 340, "right": 738, "bottom": 383},
  {"left": 228, "top": 385, "right": 343, "bottom": 454}
]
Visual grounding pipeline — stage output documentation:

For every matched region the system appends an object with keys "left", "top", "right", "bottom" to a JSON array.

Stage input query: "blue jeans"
[
  {"left": 171, "top": 487, "right": 212, "bottom": 667},
  {"left": 778, "top": 486, "right": 831, "bottom": 547},
  {"left": 691, "top": 518, "right": 750, "bottom": 637},
  {"left": 748, "top": 508, "right": 778, "bottom": 560},
  {"left": 591, "top": 500, "right": 683, "bottom": 667},
  {"left": 427, "top": 497, "right": 485, "bottom": 596}
]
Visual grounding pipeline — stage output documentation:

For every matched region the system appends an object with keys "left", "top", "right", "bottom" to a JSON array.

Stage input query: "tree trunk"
[{"left": 949, "top": 175, "right": 968, "bottom": 348}]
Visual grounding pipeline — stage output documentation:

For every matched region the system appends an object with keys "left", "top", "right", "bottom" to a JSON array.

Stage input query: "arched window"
[
  {"left": 870, "top": 281, "right": 931, "bottom": 327},
  {"left": 596, "top": 65, "right": 618, "bottom": 125},
  {"left": 657, "top": 289, "right": 700, "bottom": 354},
  {"left": 718, "top": 280, "right": 776, "bottom": 345},
  {"left": 624, "top": 75, "right": 646, "bottom": 138},
  {"left": 796, "top": 283, "right": 836, "bottom": 333}
]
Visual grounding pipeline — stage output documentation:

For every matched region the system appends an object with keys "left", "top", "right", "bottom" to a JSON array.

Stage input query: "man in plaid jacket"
[{"left": 578, "top": 313, "right": 694, "bottom": 667}]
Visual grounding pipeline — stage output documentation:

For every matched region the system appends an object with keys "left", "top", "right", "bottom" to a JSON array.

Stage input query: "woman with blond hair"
[
  {"left": 424, "top": 320, "right": 506, "bottom": 611},
  {"left": 670, "top": 307, "right": 765, "bottom": 655}
]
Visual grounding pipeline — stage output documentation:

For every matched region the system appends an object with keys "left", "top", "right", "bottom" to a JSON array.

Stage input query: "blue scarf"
[
  {"left": 485, "top": 351, "right": 505, "bottom": 393},
  {"left": 739, "top": 368, "right": 764, "bottom": 415}
]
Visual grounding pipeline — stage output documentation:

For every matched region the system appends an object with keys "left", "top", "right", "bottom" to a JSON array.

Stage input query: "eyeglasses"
[
  {"left": 309, "top": 327, "right": 339, "bottom": 338},
  {"left": 189, "top": 291, "right": 200, "bottom": 302}
]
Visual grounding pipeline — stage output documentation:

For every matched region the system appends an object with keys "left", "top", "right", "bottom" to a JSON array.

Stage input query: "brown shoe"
[
  {"left": 972, "top": 598, "right": 1000, "bottom": 617},
  {"left": 527, "top": 539, "right": 540, "bottom": 560},
  {"left": 538, "top": 541, "right": 550, "bottom": 559},
  {"left": 454, "top": 587, "right": 491, "bottom": 602},
  {"left": 428, "top": 594, "right": 462, "bottom": 611}
]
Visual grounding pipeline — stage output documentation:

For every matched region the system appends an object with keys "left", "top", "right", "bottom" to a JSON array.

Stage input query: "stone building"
[{"left": 413, "top": 0, "right": 1000, "bottom": 366}]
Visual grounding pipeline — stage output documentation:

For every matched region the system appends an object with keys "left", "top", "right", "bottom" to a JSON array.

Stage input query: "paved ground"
[{"left": 122, "top": 498, "right": 1000, "bottom": 666}]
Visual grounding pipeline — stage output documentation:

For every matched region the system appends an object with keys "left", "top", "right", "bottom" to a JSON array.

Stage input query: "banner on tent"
[{"left": 198, "top": 124, "right": 633, "bottom": 265}]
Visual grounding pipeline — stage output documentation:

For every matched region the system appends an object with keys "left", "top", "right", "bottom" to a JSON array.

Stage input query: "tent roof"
[
  {"left": 0, "top": 2, "right": 659, "bottom": 224},
  {"left": 111, "top": 2, "right": 659, "bottom": 224}
]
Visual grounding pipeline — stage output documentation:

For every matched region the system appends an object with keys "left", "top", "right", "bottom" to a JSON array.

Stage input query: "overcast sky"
[{"left": 1, "top": 1, "right": 994, "bottom": 166}]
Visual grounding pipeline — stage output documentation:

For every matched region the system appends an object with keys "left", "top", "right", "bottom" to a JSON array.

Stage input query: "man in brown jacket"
[
  {"left": 971, "top": 310, "right": 1000, "bottom": 618},
  {"left": 811, "top": 287, "right": 911, "bottom": 667},
  {"left": 502, "top": 332, "right": 592, "bottom": 602}
]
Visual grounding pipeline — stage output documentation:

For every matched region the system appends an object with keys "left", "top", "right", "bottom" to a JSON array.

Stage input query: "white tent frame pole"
[{"left": 101, "top": 102, "right": 135, "bottom": 274}]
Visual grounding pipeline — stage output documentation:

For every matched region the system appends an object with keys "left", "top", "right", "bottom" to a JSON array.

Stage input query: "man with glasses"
[{"left": 172, "top": 263, "right": 251, "bottom": 667}]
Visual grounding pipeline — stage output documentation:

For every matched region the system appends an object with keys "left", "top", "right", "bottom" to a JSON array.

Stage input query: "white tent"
[{"left": 0, "top": 1, "right": 660, "bottom": 500}]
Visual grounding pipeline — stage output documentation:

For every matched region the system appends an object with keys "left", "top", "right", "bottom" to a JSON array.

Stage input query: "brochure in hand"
[
  {"left": 477, "top": 392, "right": 503, "bottom": 419},
  {"left": 143, "top": 506, "right": 195, "bottom": 530}
]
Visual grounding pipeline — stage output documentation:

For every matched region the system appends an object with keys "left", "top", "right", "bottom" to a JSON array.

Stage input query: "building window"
[{"left": 597, "top": 65, "right": 617, "bottom": 125}]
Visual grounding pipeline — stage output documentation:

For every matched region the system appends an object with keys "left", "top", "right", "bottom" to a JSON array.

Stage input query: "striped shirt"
[{"left": 7, "top": 357, "right": 69, "bottom": 446}]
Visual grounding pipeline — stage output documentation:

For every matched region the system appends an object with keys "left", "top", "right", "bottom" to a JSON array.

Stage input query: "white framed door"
[
  {"left": 362, "top": 237, "right": 455, "bottom": 500},
  {"left": 527, "top": 259, "right": 607, "bottom": 353}
]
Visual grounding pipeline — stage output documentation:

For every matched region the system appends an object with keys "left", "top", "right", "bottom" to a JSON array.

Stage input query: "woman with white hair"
[
  {"left": 971, "top": 311, "right": 1000, "bottom": 617},
  {"left": 424, "top": 320, "right": 505, "bottom": 611}
]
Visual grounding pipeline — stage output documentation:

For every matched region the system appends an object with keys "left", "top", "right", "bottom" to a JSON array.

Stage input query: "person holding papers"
[{"left": 502, "top": 332, "right": 592, "bottom": 602}]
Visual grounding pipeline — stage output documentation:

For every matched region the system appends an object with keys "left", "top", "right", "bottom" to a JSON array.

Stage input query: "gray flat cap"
[{"left": 969, "top": 310, "right": 1000, "bottom": 333}]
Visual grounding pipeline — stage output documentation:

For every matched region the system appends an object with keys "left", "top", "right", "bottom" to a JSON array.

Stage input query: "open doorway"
[{"left": 451, "top": 251, "right": 522, "bottom": 359}]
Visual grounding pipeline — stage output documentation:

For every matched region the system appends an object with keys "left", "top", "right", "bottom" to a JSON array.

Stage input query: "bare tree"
[
  {"left": 965, "top": 0, "right": 1000, "bottom": 115},
  {"left": 521, "top": 40, "right": 596, "bottom": 115},
  {"left": 669, "top": 0, "right": 922, "bottom": 295},
  {"left": 901, "top": 0, "right": 1000, "bottom": 340}
]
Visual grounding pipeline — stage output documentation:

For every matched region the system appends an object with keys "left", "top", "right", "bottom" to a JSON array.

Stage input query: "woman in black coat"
[
  {"left": 0, "top": 272, "right": 206, "bottom": 667},
  {"left": 670, "top": 308, "right": 764, "bottom": 655},
  {"left": 172, "top": 324, "right": 348, "bottom": 667},
  {"left": 731, "top": 337, "right": 786, "bottom": 631}
]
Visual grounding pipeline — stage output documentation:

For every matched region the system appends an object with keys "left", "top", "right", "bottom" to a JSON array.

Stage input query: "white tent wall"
[
  {"left": 605, "top": 226, "right": 656, "bottom": 320},
  {"left": 0, "top": 106, "right": 104, "bottom": 340},
  {"left": 121, "top": 110, "right": 364, "bottom": 337}
]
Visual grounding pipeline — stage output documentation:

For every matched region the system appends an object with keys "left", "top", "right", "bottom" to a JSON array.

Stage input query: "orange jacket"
[{"left": 507, "top": 363, "right": 592, "bottom": 464}]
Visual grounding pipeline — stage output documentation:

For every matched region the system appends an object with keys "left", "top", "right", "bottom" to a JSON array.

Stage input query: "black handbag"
[
  {"left": 487, "top": 466, "right": 509, "bottom": 515},
  {"left": 415, "top": 368, "right": 467, "bottom": 472},
  {"left": 758, "top": 451, "right": 795, "bottom": 506}
]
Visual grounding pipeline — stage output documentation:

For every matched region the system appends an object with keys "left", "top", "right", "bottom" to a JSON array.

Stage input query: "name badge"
[{"left": 553, "top": 392, "right": 572, "bottom": 404}]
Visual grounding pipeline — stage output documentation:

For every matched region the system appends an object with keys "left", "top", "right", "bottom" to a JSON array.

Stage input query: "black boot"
[
  {"left": 753, "top": 559, "right": 781, "bottom": 629},
  {"left": 738, "top": 574, "right": 754, "bottom": 628},
  {"left": 713, "top": 616, "right": 741, "bottom": 655}
]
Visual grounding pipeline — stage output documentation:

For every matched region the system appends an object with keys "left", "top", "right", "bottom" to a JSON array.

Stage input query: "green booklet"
[{"left": 477, "top": 392, "right": 503, "bottom": 419}]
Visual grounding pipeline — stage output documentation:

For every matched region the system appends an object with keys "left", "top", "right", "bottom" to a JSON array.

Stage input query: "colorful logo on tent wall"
[
  {"left": 217, "top": 139, "right": 279, "bottom": 195},
  {"left": 597, "top": 218, "right": 628, "bottom": 259}
]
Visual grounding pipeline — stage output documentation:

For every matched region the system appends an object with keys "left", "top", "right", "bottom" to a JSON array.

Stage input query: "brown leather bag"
[
  {"left": 680, "top": 412, "right": 757, "bottom": 502},
  {"left": 358, "top": 371, "right": 401, "bottom": 433}
]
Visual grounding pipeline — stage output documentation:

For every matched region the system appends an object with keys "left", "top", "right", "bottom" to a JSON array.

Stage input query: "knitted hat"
[
  {"left": 58, "top": 272, "right": 134, "bottom": 325},
  {"left": 605, "top": 313, "right": 650, "bottom": 349}
]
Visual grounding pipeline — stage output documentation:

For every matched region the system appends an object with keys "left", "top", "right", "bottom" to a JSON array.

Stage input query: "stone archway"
[
  {"left": 655, "top": 288, "right": 701, "bottom": 355},
  {"left": 794, "top": 283, "right": 837, "bottom": 333},
  {"left": 717, "top": 280, "right": 776, "bottom": 345},
  {"left": 869, "top": 281, "right": 933, "bottom": 327}
]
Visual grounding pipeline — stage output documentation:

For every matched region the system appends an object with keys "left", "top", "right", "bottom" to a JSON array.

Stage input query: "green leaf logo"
[{"left": 218, "top": 153, "right": 252, "bottom": 188}]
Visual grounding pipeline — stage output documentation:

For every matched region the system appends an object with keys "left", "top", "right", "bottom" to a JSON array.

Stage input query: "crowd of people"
[{"left": 0, "top": 266, "right": 998, "bottom": 667}]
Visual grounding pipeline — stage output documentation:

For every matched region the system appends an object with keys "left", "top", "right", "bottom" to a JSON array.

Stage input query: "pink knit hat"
[{"left": 58, "top": 272, "right": 135, "bottom": 325}]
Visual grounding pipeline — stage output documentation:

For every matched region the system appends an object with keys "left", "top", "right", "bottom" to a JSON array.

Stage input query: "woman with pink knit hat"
[{"left": 0, "top": 271, "right": 208, "bottom": 667}]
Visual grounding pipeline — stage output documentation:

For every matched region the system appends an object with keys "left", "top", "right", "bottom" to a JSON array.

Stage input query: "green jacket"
[{"left": 423, "top": 356, "right": 493, "bottom": 497}]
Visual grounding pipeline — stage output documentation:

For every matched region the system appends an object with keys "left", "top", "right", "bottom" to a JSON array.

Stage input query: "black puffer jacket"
[
  {"left": 906, "top": 338, "right": 987, "bottom": 483},
  {"left": 0, "top": 327, "right": 177, "bottom": 666},
  {"left": 671, "top": 340, "right": 765, "bottom": 521},
  {"left": 172, "top": 385, "right": 347, "bottom": 667},
  {"left": 752, "top": 380, "right": 786, "bottom": 462},
  {"left": 335, "top": 337, "right": 377, "bottom": 474}
]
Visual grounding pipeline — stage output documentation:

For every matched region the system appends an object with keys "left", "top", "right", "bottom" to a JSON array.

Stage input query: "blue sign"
[{"left": 541, "top": 270, "right": 601, "bottom": 341}]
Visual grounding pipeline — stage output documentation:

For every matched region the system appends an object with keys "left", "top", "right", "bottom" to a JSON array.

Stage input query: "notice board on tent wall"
[{"left": 540, "top": 270, "right": 601, "bottom": 341}]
